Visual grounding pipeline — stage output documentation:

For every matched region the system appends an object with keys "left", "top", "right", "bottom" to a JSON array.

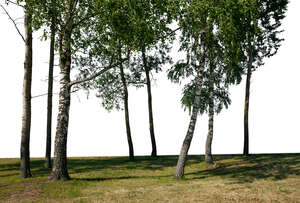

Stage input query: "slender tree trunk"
[
  {"left": 243, "top": 61, "right": 252, "bottom": 156},
  {"left": 243, "top": 40, "right": 253, "bottom": 156},
  {"left": 20, "top": 10, "right": 32, "bottom": 179},
  {"left": 119, "top": 58, "right": 134, "bottom": 160},
  {"left": 205, "top": 67, "right": 214, "bottom": 164},
  {"left": 45, "top": 8, "right": 56, "bottom": 169},
  {"left": 142, "top": 48, "right": 157, "bottom": 157},
  {"left": 175, "top": 34, "right": 206, "bottom": 179},
  {"left": 49, "top": 20, "right": 72, "bottom": 180}
]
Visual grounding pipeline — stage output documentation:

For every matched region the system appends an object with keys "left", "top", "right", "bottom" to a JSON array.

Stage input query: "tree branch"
[
  {"left": 5, "top": 0, "right": 24, "bottom": 8},
  {"left": 156, "top": 26, "right": 181, "bottom": 41},
  {"left": 72, "top": 12, "right": 96, "bottom": 29},
  {"left": 32, "top": 90, "right": 78, "bottom": 99},
  {"left": 0, "top": 3, "right": 25, "bottom": 42},
  {"left": 68, "top": 49, "right": 131, "bottom": 87},
  {"left": 128, "top": 81, "right": 147, "bottom": 85},
  {"left": 70, "top": 0, "right": 79, "bottom": 15}
]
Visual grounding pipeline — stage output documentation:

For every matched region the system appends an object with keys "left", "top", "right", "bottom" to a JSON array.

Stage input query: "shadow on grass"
[
  {"left": 0, "top": 159, "right": 52, "bottom": 179},
  {"left": 186, "top": 154, "right": 300, "bottom": 183},
  {"left": 73, "top": 176, "right": 138, "bottom": 182},
  {"left": 67, "top": 156, "right": 181, "bottom": 174},
  {"left": 1, "top": 154, "right": 299, "bottom": 184}
]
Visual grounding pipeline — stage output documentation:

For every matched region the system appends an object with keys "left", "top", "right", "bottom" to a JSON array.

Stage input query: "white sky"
[{"left": 0, "top": 1, "right": 299, "bottom": 158}]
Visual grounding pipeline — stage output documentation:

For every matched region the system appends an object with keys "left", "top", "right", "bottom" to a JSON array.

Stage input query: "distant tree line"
[{"left": 0, "top": 0, "right": 287, "bottom": 180}]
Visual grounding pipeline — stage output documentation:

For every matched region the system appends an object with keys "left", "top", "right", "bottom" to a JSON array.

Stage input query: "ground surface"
[{"left": 0, "top": 154, "right": 299, "bottom": 202}]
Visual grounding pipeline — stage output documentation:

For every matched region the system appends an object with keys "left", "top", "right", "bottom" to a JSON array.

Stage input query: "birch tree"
[
  {"left": 169, "top": 0, "right": 246, "bottom": 179},
  {"left": 169, "top": 34, "right": 232, "bottom": 165},
  {"left": 241, "top": 0, "right": 288, "bottom": 156},
  {"left": 46, "top": 0, "right": 132, "bottom": 180},
  {"left": 75, "top": 0, "right": 174, "bottom": 158},
  {"left": 1, "top": 0, "right": 36, "bottom": 178},
  {"left": 44, "top": 0, "right": 57, "bottom": 169}
]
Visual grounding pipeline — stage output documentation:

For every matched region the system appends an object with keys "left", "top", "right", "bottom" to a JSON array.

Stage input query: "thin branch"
[
  {"left": 68, "top": 49, "right": 131, "bottom": 87},
  {"left": 32, "top": 92, "right": 57, "bottom": 99},
  {"left": 70, "top": 0, "right": 79, "bottom": 16},
  {"left": 0, "top": 3, "right": 25, "bottom": 42},
  {"left": 5, "top": 0, "right": 24, "bottom": 8},
  {"left": 72, "top": 12, "right": 96, "bottom": 29},
  {"left": 128, "top": 81, "right": 147, "bottom": 85},
  {"left": 156, "top": 26, "right": 181, "bottom": 41},
  {"left": 32, "top": 90, "right": 78, "bottom": 99},
  {"left": 13, "top": 16, "right": 24, "bottom": 21}
]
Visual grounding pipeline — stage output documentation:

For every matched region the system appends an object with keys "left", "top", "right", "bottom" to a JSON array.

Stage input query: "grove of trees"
[{"left": 1, "top": 0, "right": 288, "bottom": 180}]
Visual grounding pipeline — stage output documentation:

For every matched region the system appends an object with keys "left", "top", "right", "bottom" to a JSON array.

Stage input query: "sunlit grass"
[{"left": 0, "top": 154, "right": 299, "bottom": 202}]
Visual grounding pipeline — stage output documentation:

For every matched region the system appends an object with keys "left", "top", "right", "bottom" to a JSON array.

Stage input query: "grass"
[{"left": 0, "top": 154, "right": 299, "bottom": 202}]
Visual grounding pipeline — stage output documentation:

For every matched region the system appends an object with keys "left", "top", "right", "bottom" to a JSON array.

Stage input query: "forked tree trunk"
[
  {"left": 175, "top": 34, "right": 206, "bottom": 179},
  {"left": 49, "top": 24, "right": 72, "bottom": 181},
  {"left": 45, "top": 10, "right": 56, "bottom": 169},
  {"left": 20, "top": 11, "right": 33, "bottom": 179},
  {"left": 243, "top": 44, "right": 253, "bottom": 156},
  {"left": 142, "top": 49, "right": 157, "bottom": 157},
  {"left": 205, "top": 68, "right": 214, "bottom": 164},
  {"left": 119, "top": 59, "right": 134, "bottom": 160}
]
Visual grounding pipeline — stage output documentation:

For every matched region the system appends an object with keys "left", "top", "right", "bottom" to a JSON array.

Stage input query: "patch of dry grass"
[{"left": 0, "top": 154, "right": 299, "bottom": 202}]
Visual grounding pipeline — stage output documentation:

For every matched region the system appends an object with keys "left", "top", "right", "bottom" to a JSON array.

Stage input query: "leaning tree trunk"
[
  {"left": 49, "top": 24, "right": 72, "bottom": 181},
  {"left": 45, "top": 10, "right": 56, "bottom": 169},
  {"left": 205, "top": 68, "right": 214, "bottom": 164},
  {"left": 243, "top": 45, "right": 253, "bottom": 156},
  {"left": 175, "top": 34, "right": 206, "bottom": 179},
  {"left": 20, "top": 11, "right": 33, "bottom": 179},
  {"left": 119, "top": 59, "right": 134, "bottom": 160},
  {"left": 142, "top": 48, "right": 157, "bottom": 157}
]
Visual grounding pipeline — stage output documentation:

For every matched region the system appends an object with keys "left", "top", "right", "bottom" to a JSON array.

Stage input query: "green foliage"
[
  {"left": 249, "top": 0, "right": 288, "bottom": 70},
  {"left": 86, "top": 52, "right": 146, "bottom": 111},
  {"left": 180, "top": 76, "right": 231, "bottom": 115},
  {"left": 78, "top": 40, "right": 172, "bottom": 111},
  {"left": 168, "top": 0, "right": 245, "bottom": 115},
  {"left": 72, "top": 0, "right": 174, "bottom": 111},
  {"left": 168, "top": 0, "right": 287, "bottom": 115},
  {"left": 9, "top": 0, "right": 288, "bottom": 115},
  {"left": 101, "top": 0, "right": 175, "bottom": 50}
]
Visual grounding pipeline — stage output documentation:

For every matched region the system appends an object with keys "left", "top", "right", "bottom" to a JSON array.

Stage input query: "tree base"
[
  {"left": 20, "top": 170, "right": 32, "bottom": 179},
  {"left": 174, "top": 164, "right": 185, "bottom": 179},
  {"left": 49, "top": 171, "right": 70, "bottom": 181},
  {"left": 205, "top": 162, "right": 219, "bottom": 170},
  {"left": 205, "top": 155, "right": 214, "bottom": 164},
  {"left": 174, "top": 173, "right": 184, "bottom": 179},
  {"left": 151, "top": 151, "right": 157, "bottom": 157},
  {"left": 44, "top": 159, "right": 52, "bottom": 169}
]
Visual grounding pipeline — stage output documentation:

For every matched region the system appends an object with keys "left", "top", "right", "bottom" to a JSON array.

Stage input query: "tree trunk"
[
  {"left": 49, "top": 22, "right": 72, "bottom": 180},
  {"left": 175, "top": 34, "right": 206, "bottom": 179},
  {"left": 142, "top": 49, "right": 157, "bottom": 157},
  {"left": 45, "top": 10, "right": 56, "bottom": 169},
  {"left": 119, "top": 59, "right": 134, "bottom": 160},
  {"left": 20, "top": 11, "right": 32, "bottom": 179},
  {"left": 243, "top": 62, "right": 252, "bottom": 156},
  {"left": 205, "top": 67, "right": 214, "bottom": 164},
  {"left": 243, "top": 41, "right": 253, "bottom": 156}
]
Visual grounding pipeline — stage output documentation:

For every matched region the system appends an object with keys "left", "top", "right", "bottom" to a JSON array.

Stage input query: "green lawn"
[{"left": 0, "top": 154, "right": 299, "bottom": 202}]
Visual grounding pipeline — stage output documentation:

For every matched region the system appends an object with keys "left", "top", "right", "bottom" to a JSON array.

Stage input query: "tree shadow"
[
  {"left": 185, "top": 154, "right": 300, "bottom": 183},
  {"left": 66, "top": 155, "right": 181, "bottom": 175},
  {"left": 0, "top": 159, "right": 51, "bottom": 179},
  {"left": 73, "top": 176, "right": 136, "bottom": 181},
  {"left": 1, "top": 154, "right": 299, "bottom": 184}
]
